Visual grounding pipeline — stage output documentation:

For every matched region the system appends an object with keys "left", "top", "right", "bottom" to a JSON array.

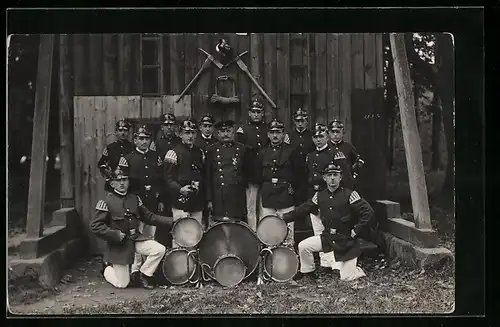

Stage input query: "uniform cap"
[
  {"left": 313, "top": 123, "right": 328, "bottom": 136},
  {"left": 115, "top": 118, "right": 131, "bottom": 130},
  {"left": 328, "top": 119, "right": 344, "bottom": 130},
  {"left": 112, "top": 167, "right": 129, "bottom": 180},
  {"left": 160, "top": 113, "right": 176, "bottom": 124},
  {"left": 200, "top": 114, "right": 214, "bottom": 126},
  {"left": 180, "top": 119, "right": 197, "bottom": 132},
  {"left": 323, "top": 163, "right": 342, "bottom": 174},
  {"left": 293, "top": 108, "right": 308, "bottom": 120},
  {"left": 268, "top": 119, "right": 285, "bottom": 131},
  {"left": 250, "top": 99, "right": 264, "bottom": 111},
  {"left": 214, "top": 120, "right": 235, "bottom": 130},
  {"left": 134, "top": 125, "right": 152, "bottom": 138}
]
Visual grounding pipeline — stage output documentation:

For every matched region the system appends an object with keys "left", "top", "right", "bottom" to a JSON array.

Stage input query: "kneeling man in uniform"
[
  {"left": 278, "top": 163, "right": 374, "bottom": 282},
  {"left": 90, "top": 167, "right": 173, "bottom": 289}
]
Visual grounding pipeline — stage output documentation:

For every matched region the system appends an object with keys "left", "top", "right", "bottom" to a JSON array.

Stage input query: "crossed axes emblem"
[{"left": 176, "top": 48, "right": 277, "bottom": 109}]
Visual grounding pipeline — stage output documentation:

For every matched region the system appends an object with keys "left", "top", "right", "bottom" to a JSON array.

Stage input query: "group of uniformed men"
[{"left": 90, "top": 99, "right": 375, "bottom": 290}]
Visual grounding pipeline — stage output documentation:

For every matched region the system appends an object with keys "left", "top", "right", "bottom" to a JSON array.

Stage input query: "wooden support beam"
[
  {"left": 389, "top": 33, "right": 432, "bottom": 230},
  {"left": 59, "top": 34, "right": 75, "bottom": 208},
  {"left": 26, "top": 34, "right": 55, "bottom": 238}
]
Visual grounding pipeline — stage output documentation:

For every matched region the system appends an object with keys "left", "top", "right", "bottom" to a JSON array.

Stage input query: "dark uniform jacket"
[
  {"left": 98, "top": 139, "right": 134, "bottom": 177},
  {"left": 306, "top": 144, "right": 354, "bottom": 198},
  {"left": 288, "top": 128, "right": 315, "bottom": 204},
  {"left": 205, "top": 141, "right": 252, "bottom": 220},
  {"left": 164, "top": 142, "right": 205, "bottom": 212},
  {"left": 257, "top": 142, "right": 301, "bottom": 209},
  {"left": 90, "top": 191, "right": 173, "bottom": 265},
  {"left": 236, "top": 121, "right": 269, "bottom": 183},
  {"left": 153, "top": 133, "right": 180, "bottom": 160},
  {"left": 283, "top": 187, "right": 373, "bottom": 262},
  {"left": 119, "top": 148, "right": 163, "bottom": 211},
  {"left": 195, "top": 134, "right": 218, "bottom": 154},
  {"left": 330, "top": 140, "right": 361, "bottom": 188}
]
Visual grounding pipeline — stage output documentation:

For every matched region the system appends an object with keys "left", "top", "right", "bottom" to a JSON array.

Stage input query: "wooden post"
[
  {"left": 59, "top": 34, "right": 75, "bottom": 208},
  {"left": 26, "top": 34, "right": 55, "bottom": 238},
  {"left": 389, "top": 33, "right": 432, "bottom": 230}
]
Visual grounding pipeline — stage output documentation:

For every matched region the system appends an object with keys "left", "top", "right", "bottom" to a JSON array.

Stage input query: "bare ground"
[{"left": 8, "top": 246, "right": 454, "bottom": 315}]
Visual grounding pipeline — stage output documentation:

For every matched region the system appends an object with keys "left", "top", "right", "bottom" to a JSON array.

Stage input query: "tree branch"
[{"left": 404, "top": 33, "right": 438, "bottom": 87}]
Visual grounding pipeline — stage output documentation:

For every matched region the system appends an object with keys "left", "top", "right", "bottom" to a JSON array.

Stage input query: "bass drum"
[
  {"left": 264, "top": 246, "right": 299, "bottom": 282},
  {"left": 162, "top": 248, "right": 197, "bottom": 285},
  {"left": 198, "top": 221, "right": 261, "bottom": 280}
]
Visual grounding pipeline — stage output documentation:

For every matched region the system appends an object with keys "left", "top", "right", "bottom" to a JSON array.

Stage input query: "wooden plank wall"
[{"left": 72, "top": 33, "right": 384, "bottom": 131}]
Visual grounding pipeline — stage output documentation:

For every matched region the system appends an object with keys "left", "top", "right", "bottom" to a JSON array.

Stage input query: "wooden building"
[{"left": 61, "top": 33, "right": 387, "bottom": 252}]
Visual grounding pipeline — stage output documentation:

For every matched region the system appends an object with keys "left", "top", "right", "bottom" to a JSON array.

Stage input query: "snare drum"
[
  {"left": 213, "top": 254, "right": 246, "bottom": 287},
  {"left": 257, "top": 215, "right": 288, "bottom": 247},
  {"left": 171, "top": 217, "right": 204, "bottom": 248},
  {"left": 162, "top": 248, "right": 197, "bottom": 285},
  {"left": 263, "top": 246, "right": 299, "bottom": 282}
]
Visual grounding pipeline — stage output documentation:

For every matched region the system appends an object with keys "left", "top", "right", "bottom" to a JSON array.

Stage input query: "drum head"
[
  {"left": 214, "top": 255, "right": 246, "bottom": 287},
  {"left": 172, "top": 217, "right": 203, "bottom": 248},
  {"left": 257, "top": 215, "right": 288, "bottom": 247},
  {"left": 264, "top": 246, "right": 299, "bottom": 282},
  {"left": 198, "top": 221, "right": 260, "bottom": 280},
  {"left": 162, "top": 248, "right": 197, "bottom": 285}
]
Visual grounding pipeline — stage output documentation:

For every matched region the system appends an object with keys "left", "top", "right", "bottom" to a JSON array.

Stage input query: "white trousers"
[
  {"left": 298, "top": 236, "right": 366, "bottom": 281},
  {"left": 105, "top": 240, "right": 166, "bottom": 288},
  {"left": 310, "top": 212, "right": 340, "bottom": 270},
  {"left": 131, "top": 222, "right": 157, "bottom": 273},
  {"left": 261, "top": 206, "right": 295, "bottom": 247},
  {"left": 171, "top": 208, "right": 203, "bottom": 248},
  {"left": 246, "top": 184, "right": 260, "bottom": 231}
]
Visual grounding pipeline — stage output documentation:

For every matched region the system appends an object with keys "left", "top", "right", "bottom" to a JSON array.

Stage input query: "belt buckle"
[
  {"left": 129, "top": 229, "right": 137, "bottom": 236},
  {"left": 144, "top": 185, "right": 152, "bottom": 191},
  {"left": 271, "top": 178, "right": 278, "bottom": 184},
  {"left": 329, "top": 228, "right": 336, "bottom": 234}
]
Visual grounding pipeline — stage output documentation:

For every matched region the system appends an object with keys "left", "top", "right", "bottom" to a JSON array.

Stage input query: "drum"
[
  {"left": 257, "top": 215, "right": 288, "bottom": 247},
  {"left": 162, "top": 248, "right": 197, "bottom": 285},
  {"left": 213, "top": 254, "right": 246, "bottom": 287},
  {"left": 198, "top": 221, "right": 261, "bottom": 280},
  {"left": 171, "top": 217, "right": 204, "bottom": 248},
  {"left": 263, "top": 246, "right": 299, "bottom": 282}
]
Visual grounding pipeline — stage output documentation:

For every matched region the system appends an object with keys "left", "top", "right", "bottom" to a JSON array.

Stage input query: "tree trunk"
[{"left": 435, "top": 33, "right": 454, "bottom": 207}]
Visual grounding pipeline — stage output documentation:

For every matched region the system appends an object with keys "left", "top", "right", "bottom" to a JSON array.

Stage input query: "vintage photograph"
[{"left": 8, "top": 32, "right": 455, "bottom": 314}]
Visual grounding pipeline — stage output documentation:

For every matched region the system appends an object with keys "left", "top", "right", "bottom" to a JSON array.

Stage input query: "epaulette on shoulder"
[
  {"left": 95, "top": 200, "right": 108, "bottom": 211},
  {"left": 349, "top": 190, "right": 361, "bottom": 204}
]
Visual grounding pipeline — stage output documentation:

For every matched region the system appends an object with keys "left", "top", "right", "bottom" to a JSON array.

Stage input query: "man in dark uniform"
[
  {"left": 205, "top": 120, "right": 252, "bottom": 225},
  {"left": 153, "top": 113, "right": 181, "bottom": 159},
  {"left": 306, "top": 123, "right": 347, "bottom": 272},
  {"left": 164, "top": 119, "right": 206, "bottom": 245},
  {"left": 287, "top": 109, "right": 315, "bottom": 246},
  {"left": 90, "top": 167, "right": 173, "bottom": 289},
  {"left": 278, "top": 163, "right": 374, "bottom": 282},
  {"left": 195, "top": 114, "right": 217, "bottom": 153},
  {"left": 328, "top": 119, "right": 363, "bottom": 190},
  {"left": 97, "top": 118, "right": 135, "bottom": 191},
  {"left": 194, "top": 114, "right": 217, "bottom": 229},
  {"left": 257, "top": 119, "right": 302, "bottom": 247},
  {"left": 236, "top": 99, "right": 268, "bottom": 231},
  {"left": 118, "top": 125, "right": 163, "bottom": 282}
]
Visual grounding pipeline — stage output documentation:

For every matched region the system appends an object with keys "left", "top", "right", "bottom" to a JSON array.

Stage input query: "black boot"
[
  {"left": 139, "top": 273, "right": 155, "bottom": 290},
  {"left": 129, "top": 271, "right": 140, "bottom": 287},
  {"left": 293, "top": 271, "right": 318, "bottom": 281}
]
